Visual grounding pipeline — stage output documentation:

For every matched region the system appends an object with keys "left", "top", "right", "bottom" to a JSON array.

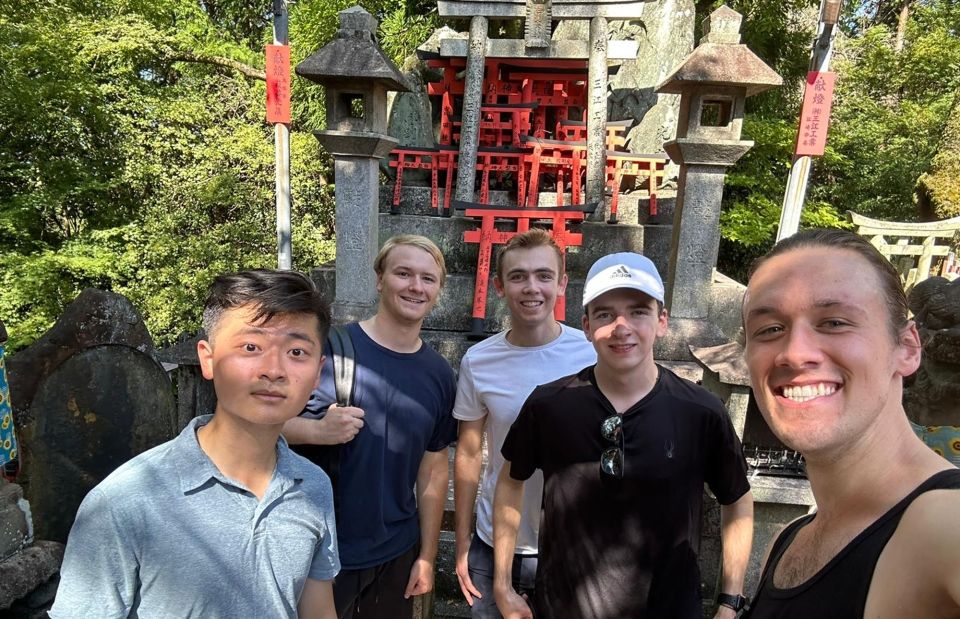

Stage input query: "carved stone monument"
[
  {"left": 296, "top": 7, "right": 410, "bottom": 322},
  {"left": 7, "top": 289, "right": 176, "bottom": 543},
  {"left": 905, "top": 276, "right": 960, "bottom": 454}
]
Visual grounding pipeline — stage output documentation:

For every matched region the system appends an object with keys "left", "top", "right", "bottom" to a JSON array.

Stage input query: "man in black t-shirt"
[{"left": 492, "top": 252, "right": 754, "bottom": 619}]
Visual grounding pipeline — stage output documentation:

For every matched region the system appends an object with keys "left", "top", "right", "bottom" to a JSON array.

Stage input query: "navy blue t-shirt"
[{"left": 302, "top": 322, "right": 457, "bottom": 569}]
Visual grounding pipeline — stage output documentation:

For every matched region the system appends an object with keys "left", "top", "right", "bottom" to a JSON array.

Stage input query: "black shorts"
[{"left": 333, "top": 542, "right": 420, "bottom": 619}]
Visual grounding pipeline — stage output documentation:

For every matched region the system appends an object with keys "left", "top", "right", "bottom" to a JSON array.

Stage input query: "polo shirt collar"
[
  {"left": 176, "top": 415, "right": 221, "bottom": 493},
  {"left": 175, "top": 415, "right": 302, "bottom": 495}
]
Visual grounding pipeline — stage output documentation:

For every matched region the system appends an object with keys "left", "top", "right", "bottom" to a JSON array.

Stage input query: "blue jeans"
[{"left": 467, "top": 535, "right": 537, "bottom": 619}]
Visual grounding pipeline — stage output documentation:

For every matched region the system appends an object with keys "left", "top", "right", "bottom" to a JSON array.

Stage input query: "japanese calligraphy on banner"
[
  {"left": 265, "top": 45, "right": 291, "bottom": 124},
  {"left": 795, "top": 71, "right": 837, "bottom": 157}
]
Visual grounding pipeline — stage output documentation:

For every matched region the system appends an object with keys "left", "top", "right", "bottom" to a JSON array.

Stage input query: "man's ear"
[
  {"left": 896, "top": 320, "right": 923, "bottom": 377},
  {"left": 493, "top": 275, "right": 506, "bottom": 298},
  {"left": 581, "top": 312, "right": 593, "bottom": 342},
  {"left": 656, "top": 306, "right": 669, "bottom": 337},
  {"left": 197, "top": 339, "right": 215, "bottom": 380},
  {"left": 313, "top": 355, "right": 325, "bottom": 391},
  {"left": 557, "top": 273, "right": 569, "bottom": 297}
]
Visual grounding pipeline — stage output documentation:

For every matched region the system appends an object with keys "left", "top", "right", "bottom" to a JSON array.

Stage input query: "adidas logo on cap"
[{"left": 610, "top": 265, "right": 633, "bottom": 278}]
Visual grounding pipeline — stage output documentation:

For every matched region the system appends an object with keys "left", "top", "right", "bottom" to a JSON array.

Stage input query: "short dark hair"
[
  {"left": 202, "top": 269, "right": 331, "bottom": 343},
  {"left": 748, "top": 229, "right": 907, "bottom": 340},
  {"left": 495, "top": 228, "right": 563, "bottom": 281}
]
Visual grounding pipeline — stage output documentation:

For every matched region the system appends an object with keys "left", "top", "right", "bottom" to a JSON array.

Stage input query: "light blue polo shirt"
[{"left": 50, "top": 415, "right": 339, "bottom": 619}]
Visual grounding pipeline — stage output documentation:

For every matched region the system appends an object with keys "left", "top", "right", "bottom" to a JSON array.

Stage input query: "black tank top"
[{"left": 744, "top": 468, "right": 960, "bottom": 619}]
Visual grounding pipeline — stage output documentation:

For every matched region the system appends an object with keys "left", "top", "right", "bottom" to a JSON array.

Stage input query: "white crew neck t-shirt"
[{"left": 454, "top": 323, "right": 596, "bottom": 554}]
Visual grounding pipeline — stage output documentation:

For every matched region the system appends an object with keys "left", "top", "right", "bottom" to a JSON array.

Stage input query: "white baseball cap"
[{"left": 582, "top": 252, "right": 665, "bottom": 307}]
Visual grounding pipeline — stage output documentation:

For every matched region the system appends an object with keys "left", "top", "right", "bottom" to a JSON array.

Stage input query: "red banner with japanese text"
[
  {"left": 795, "top": 71, "right": 837, "bottom": 157},
  {"left": 265, "top": 45, "right": 291, "bottom": 124}
]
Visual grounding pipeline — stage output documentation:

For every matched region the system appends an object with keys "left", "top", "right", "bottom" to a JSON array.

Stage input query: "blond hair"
[{"left": 374, "top": 234, "right": 447, "bottom": 286}]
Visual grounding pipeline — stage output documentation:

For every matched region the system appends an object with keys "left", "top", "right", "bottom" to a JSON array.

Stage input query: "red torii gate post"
[{"left": 454, "top": 201, "right": 597, "bottom": 339}]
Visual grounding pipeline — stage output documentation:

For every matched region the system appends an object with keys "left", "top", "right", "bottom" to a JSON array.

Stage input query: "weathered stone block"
[
  {"left": 0, "top": 539, "right": 63, "bottom": 611},
  {"left": 7, "top": 289, "right": 154, "bottom": 422},
  {"left": 0, "top": 482, "right": 29, "bottom": 562},
  {"left": 23, "top": 345, "right": 176, "bottom": 542}
]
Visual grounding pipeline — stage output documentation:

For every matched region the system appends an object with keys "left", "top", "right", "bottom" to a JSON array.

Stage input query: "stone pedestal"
[
  {"left": 690, "top": 341, "right": 752, "bottom": 436},
  {"left": 662, "top": 139, "right": 752, "bottom": 353},
  {"left": 316, "top": 133, "right": 398, "bottom": 321},
  {"left": 0, "top": 479, "right": 64, "bottom": 614},
  {"left": 0, "top": 481, "right": 29, "bottom": 561}
]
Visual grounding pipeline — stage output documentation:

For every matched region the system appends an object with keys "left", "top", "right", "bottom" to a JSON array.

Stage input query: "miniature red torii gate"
[{"left": 454, "top": 200, "right": 597, "bottom": 339}]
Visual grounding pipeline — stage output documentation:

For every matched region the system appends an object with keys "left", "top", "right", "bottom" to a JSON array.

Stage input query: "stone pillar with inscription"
[
  {"left": 454, "top": 16, "right": 489, "bottom": 203},
  {"left": 296, "top": 6, "right": 410, "bottom": 321},
  {"left": 654, "top": 6, "right": 781, "bottom": 356},
  {"left": 585, "top": 16, "right": 608, "bottom": 212}
]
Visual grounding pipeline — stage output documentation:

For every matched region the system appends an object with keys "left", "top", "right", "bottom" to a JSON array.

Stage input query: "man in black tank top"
[{"left": 741, "top": 230, "right": 960, "bottom": 618}]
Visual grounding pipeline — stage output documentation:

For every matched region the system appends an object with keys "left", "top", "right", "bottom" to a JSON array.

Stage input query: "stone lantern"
[
  {"left": 296, "top": 6, "right": 410, "bottom": 321},
  {"left": 654, "top": 5, "right": 781, "bottom": 355}
]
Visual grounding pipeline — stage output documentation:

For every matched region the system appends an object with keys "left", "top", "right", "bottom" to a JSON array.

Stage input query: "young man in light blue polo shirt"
[{"left": 50, "top": 270, "right": 340, "bottom": 618}]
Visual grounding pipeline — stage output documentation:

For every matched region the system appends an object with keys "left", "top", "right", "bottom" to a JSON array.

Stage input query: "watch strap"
[{"left": 717, "top": 593, "right": 748, "bottom": 611}]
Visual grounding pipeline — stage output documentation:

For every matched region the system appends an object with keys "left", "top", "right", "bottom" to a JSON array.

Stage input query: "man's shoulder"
[
  {"left": 417, "top": 339, "right": 456, "bottom": 378},
  {"left": 462, "top": 330, "right": 511, "bottom": 360},
  {"left": 876, "top": 472, "right": 960, "bottom": 612},
  {"left": 418, "top": 341, "right": 456, "bottom": 382},
  {"left": 527, "top": 366, "right": 593, "bottom": 402},
  {"left": 82, "top": 436, "right": 181, "bottom": 510}
]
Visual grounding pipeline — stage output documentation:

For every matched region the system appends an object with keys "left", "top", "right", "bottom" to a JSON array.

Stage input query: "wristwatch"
[{"left": 717, "top": 593, "right": 749, "bottom": 612}]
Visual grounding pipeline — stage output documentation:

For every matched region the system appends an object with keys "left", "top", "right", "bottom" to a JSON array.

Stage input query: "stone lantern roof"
[
  {"left": 296, "top": 6, "right": 410, "bottom": 92},
  {"left": 656, "top": 5, "right": 782, "bottom": 97}
]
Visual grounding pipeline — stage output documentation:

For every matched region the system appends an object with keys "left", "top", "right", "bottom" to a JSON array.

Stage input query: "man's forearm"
[
  {"left": 492, "top": 465, "right": 525, "bottom": 592},
  {"left": 417, "top": 448, "right": 450, "bottom": 563},
  {"left": 282, "top": 416, "right": 323, "bottom": 445},
  {"left": 454, "top": 420, "right": 485, "bottom": 553},
  {"left": 719, "top": 490, "right": 754, "bottom": 594}
]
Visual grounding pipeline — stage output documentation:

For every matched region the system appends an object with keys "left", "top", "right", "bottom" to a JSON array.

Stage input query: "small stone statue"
[{"left": 904, "top": 276, "right": 960, "bottom": 464}]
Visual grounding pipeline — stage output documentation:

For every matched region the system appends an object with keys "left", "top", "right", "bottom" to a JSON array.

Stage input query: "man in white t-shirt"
[{"left": 453, "top": 229, "right": 596, "bottom": 618}]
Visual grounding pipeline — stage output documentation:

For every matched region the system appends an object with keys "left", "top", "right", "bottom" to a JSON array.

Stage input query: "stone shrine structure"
[
  {"left": 656, "top": 5, "right": 782, "bottom": 357},
  {"left": 7, "top": 290, "right": 176, "bottom": 544},
  {"left": 905, "top": 276, "right": 960, "bottom": 444},
  {"left": 436, "top": 0, "right": 648, "bottom": 211}
]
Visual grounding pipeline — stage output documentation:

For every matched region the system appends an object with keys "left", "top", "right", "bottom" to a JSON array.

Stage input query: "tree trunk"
[{"left": 894, "top": 0, "right": 911, "bottom": 53}]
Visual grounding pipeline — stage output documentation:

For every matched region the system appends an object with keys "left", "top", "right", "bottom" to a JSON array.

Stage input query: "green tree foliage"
[
  {"left": 917, "top": 97, "right": 960, "bottom": 218},
  {"left": 1, "top": 0, "right": 439, "bottom": 349},
  {"left": 705, "top": 0, "right": 960, "bottom": 278},
  {"left": 3, "top": 0, "right": 958, "bottom": 347}
]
